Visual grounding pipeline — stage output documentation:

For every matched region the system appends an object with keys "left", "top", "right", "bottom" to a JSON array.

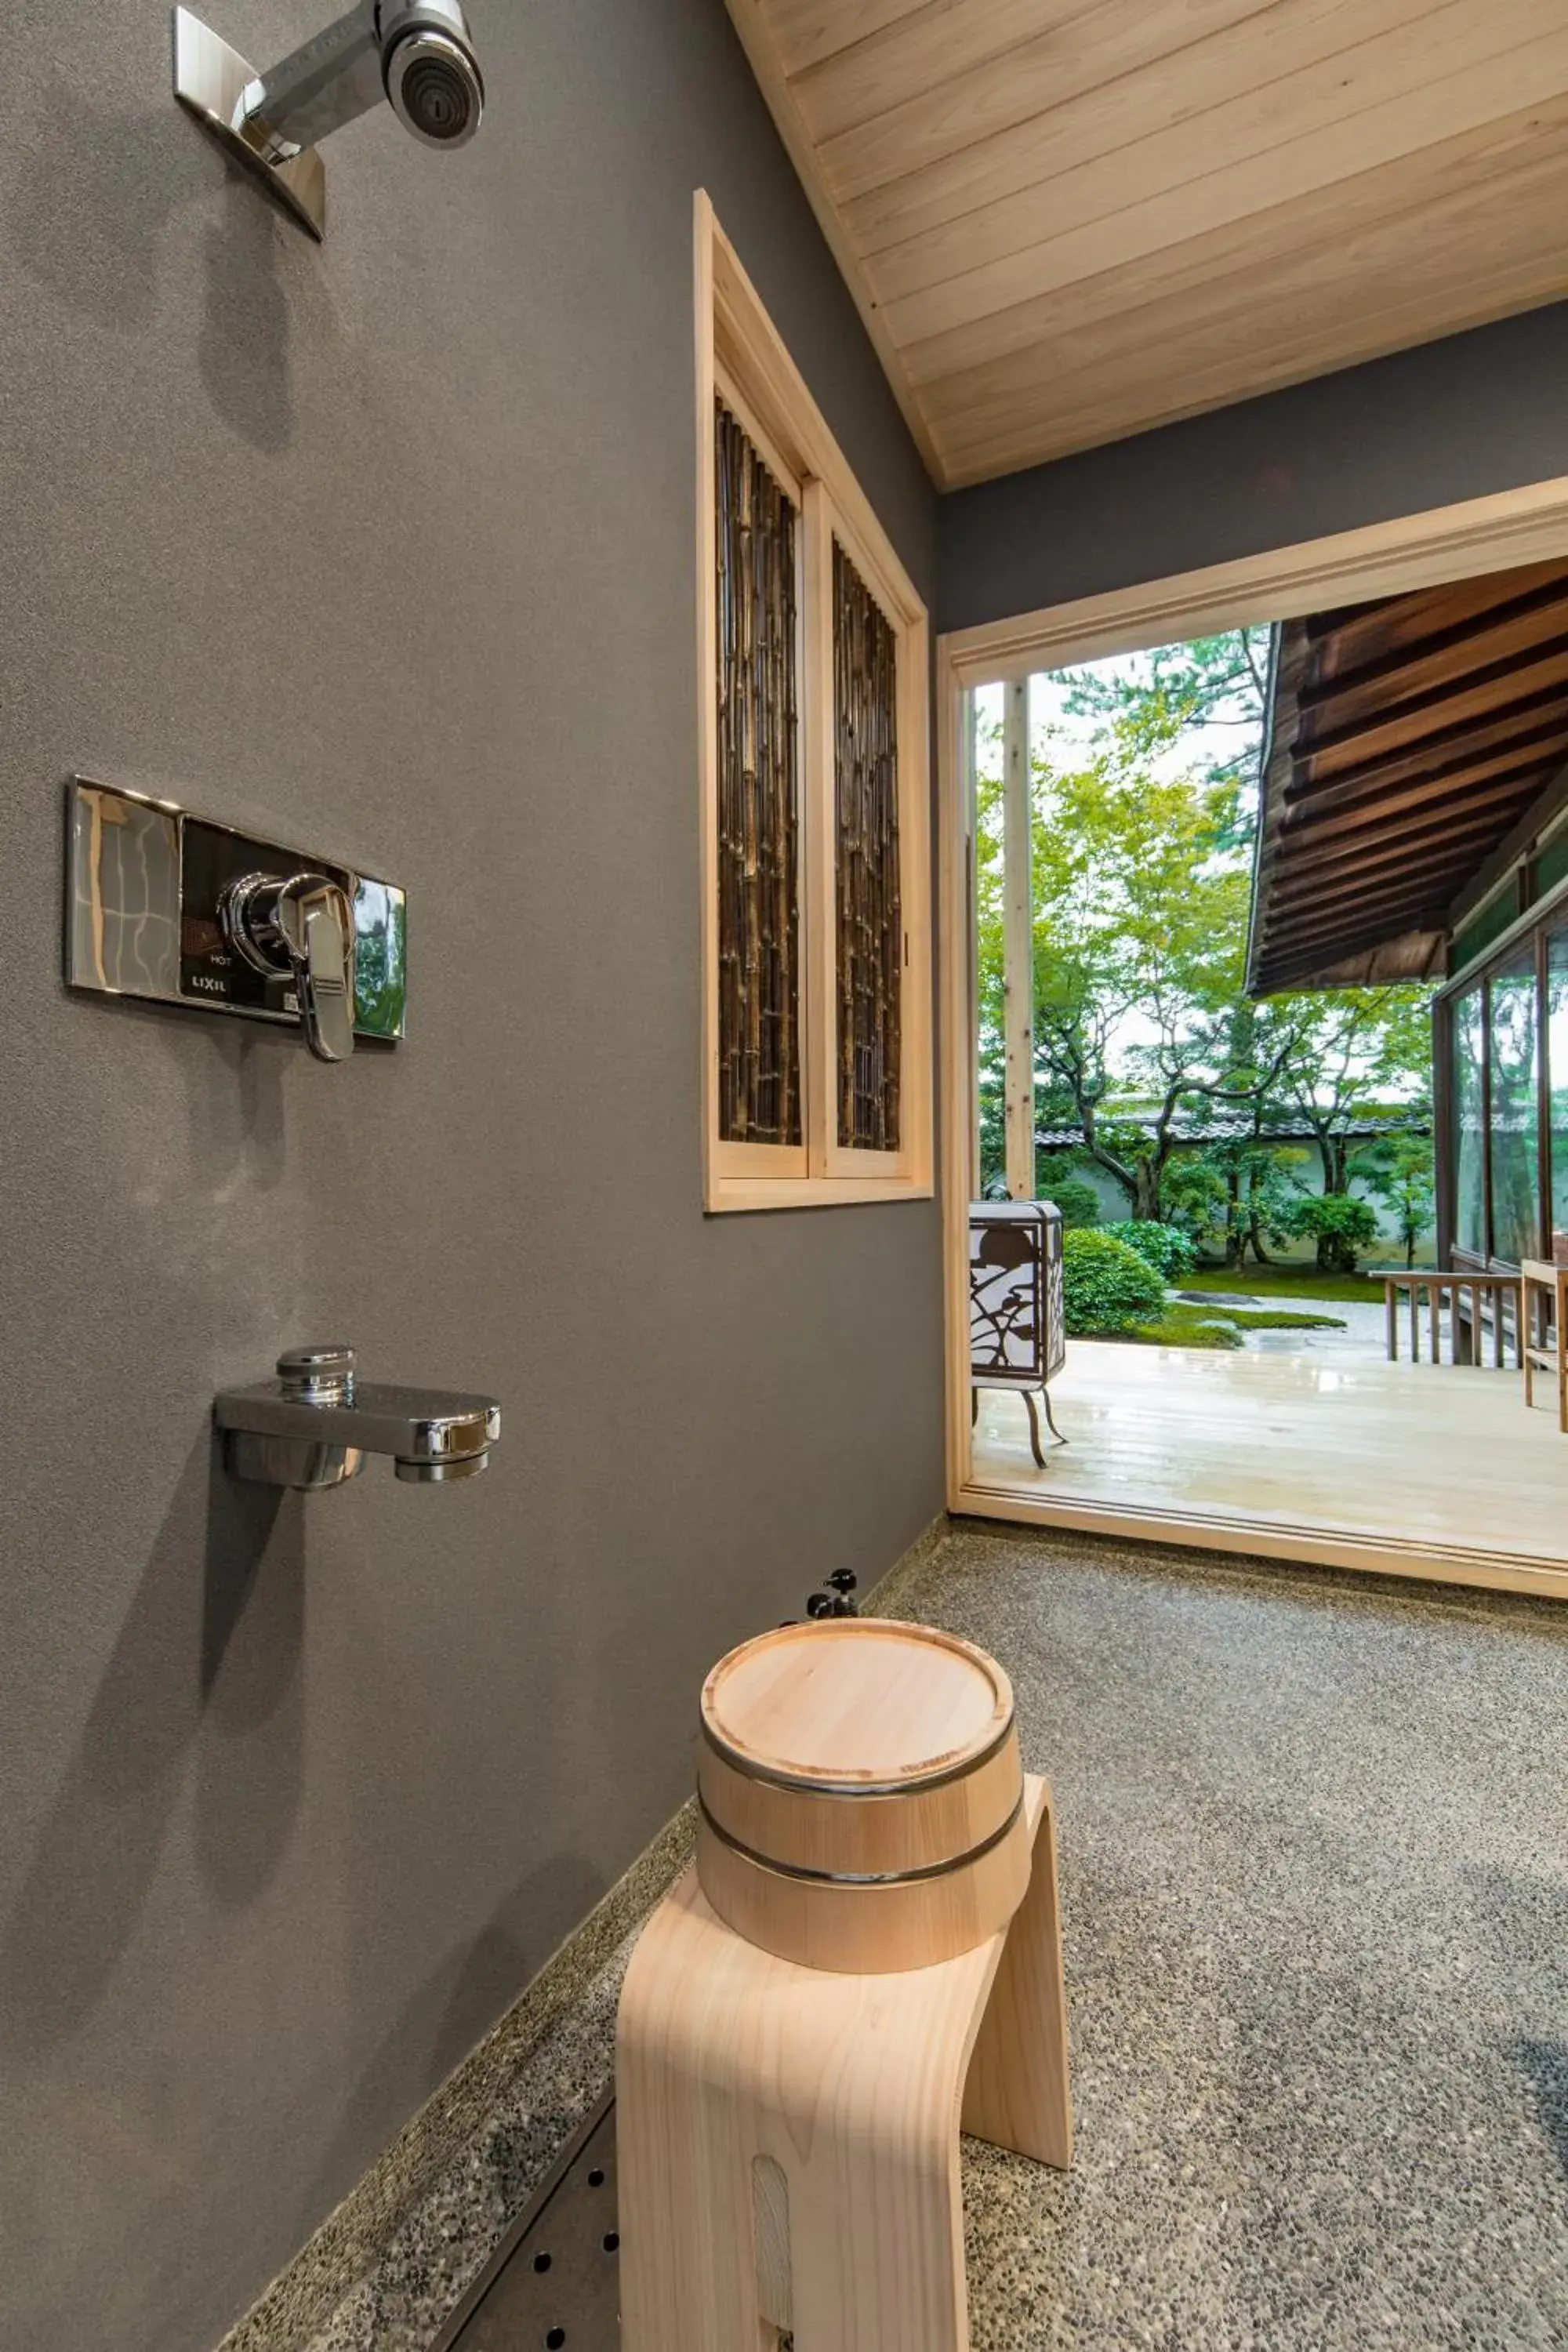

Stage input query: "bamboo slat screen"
[
  {"left": 833, "top": 539, "right": 902, "bottom": 1151},
  {"left": 714, "top": 398, "right": 801, "bottom": 1146}
]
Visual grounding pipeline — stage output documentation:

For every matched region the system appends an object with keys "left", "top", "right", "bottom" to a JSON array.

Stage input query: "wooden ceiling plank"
[
  {"left": 1283, "top": 759, "right": 1563, "bottom": 846},
  {"left": 1296, "top": 596, "right": 1568, "bottom": 732},
  {"left": 1277, "top": 764, "right": 1555, "bottom": 855},
  {"left": 1299, "top": 644, "right": 1568, "bottom": 769},
  {"left": 1292, "top": 670, "right": 1568, "bottom": 791},
  {"left": 1257, "top": 927, "right": 1447, "bottom": 987},
  {"left": 930, "top": 243, "right": 1568, "bottom": 477},
  {"left": 931, "top": 241, "right": 1568, "bottom": 481},
  {"left": 818, "top": 0, "right": 1283, "bottom": 209},
  {"left": 864, "top": 0, "right": 1475, "bottom": 297},
  {"left": 792, "top": 0, "right": 1094, "bottom": 147},
  {"left": 1260, "top": 902, "right": 1457, "bottom": 964},
  {"left": 920, "top": 140, "right": 1568, "bottom": 448},
  {"left": 717, "top": 0, "right": 944, "bottom": 482},
  {"left": 1261, "top": 900, "right": 1450, "bottom": 949},
  {"left": 759, "top": 0, "right": 937, "bottom": 82},
  {"left": 1300, "top": 560, "right": 1568, "bottom": 677},
  {"left": 840, "top": 0, "right": 1367, "bottom": 244},
  {"left": 1284, "top": 699, "right": 1568, "bottom": 809},
  {"left": 877, "top": 17, "right": 1568, "bottom": 350},
  {"left": 899, "top": 93, "right": 1568, "bottom": 394},
  {"left": 1270, "top": 797, "right": 1526, "bottom": 879},
  {"left": 1265, "top": 808, "right": 1534, "bottom": 900},
  {"left": 1265, "top": 869, "right": 1479, "bottom": 935}
]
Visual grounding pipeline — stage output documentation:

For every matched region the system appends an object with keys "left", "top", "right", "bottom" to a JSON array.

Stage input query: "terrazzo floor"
[{"left": 296, "top": 1526, "right": 1568, "bottom": 2352}]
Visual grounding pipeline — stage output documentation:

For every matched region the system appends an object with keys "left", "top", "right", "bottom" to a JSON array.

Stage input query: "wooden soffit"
[
  {"left": 1247, "top": 556, "right": 1568, "bottom": 994},
  {"left": 721, "top": 0, "right": 1568, "bottom": 488}
]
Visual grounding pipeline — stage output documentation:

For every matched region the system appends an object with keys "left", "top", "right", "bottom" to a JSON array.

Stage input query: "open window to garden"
[
  {"left": 967, "top": 634, "right": 1436, "bottom": 1362},
  {"left": 947, "top": 543, "right": 1568, "bottom": 1585}
]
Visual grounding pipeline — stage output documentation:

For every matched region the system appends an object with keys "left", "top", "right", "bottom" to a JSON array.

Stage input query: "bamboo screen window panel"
[
  {"left": 697, "top": 193, "right": 931, "bottom": 1213},
  {"left": 714, "top": 397, "right": 801, "bottom": 1148},
  {"left": 833, "top": 540, "right": 901, "bottom": 1152}
]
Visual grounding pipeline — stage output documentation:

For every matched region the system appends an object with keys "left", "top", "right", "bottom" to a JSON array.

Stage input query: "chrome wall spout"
[{"left": 215, "top": 1346, "right": 500, "bottom": 1490}]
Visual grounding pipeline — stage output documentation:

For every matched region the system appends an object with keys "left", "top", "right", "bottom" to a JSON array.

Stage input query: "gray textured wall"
[
  {"left": 938, "top": 299, "right": 1568, "bottom": 634},
  {"left": 0, "top": 7, "right": 940, "bottom": 2348}
]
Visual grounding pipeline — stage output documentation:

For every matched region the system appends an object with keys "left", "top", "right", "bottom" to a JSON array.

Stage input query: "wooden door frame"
[{"left": 937, "top": 474, "right": 1568, "bottom": 1600}]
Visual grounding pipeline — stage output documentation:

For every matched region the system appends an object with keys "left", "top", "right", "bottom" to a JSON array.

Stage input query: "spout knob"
[{"left": 277, "top": 1345, "right": 356, "bottom": 1403}]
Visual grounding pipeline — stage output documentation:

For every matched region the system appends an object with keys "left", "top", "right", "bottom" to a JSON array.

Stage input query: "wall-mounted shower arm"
[
  {"left": 241, "top": 5, "right": 384, "bottom": 161},
  {"left": 173, "top": 2, "right": 485, "bottom": 241}
]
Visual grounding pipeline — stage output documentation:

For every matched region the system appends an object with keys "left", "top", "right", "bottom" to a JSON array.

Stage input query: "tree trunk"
[
  {"left": 1133, "top": 1160, "right": 1162, "bottom": 1221},
  {"left": 1225, "top": 1165, "right": 1242, "bottom": 1265},
  {"left": 1317, "top": 1230, "right": 1357, "bottom": 1275}
]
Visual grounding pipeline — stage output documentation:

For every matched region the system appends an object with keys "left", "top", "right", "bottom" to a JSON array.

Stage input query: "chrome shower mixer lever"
[
  {"left": 64, "top": 777, "right": 407, "bottom": 1061},
  {"left": 223, "top": 871, "right": 357, "bottom": 1063}
]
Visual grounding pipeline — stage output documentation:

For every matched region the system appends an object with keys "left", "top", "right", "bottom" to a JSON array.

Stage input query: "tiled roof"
[{"left": 1036, "top": 1105, "right": 1429, "bottom": 1150}]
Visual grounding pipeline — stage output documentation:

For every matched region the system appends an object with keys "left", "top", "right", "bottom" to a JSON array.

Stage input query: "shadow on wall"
[
  {"left": 290, "top": 1848, "right": 612, "bottom": 2243},
  {"left": 0, "top": 1435, "right": 303, "bottom": 2055},
  {"left": 8, "top": 56, "right": 298, "bottom": 452},
  {"left": 8, "top": 63, "right": 181, "bottom": 332}
]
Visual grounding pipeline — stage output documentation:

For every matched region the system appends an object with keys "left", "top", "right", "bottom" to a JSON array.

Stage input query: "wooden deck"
[{"left": 971, "top": 1341, "right": 1568, "bottom": 1599}]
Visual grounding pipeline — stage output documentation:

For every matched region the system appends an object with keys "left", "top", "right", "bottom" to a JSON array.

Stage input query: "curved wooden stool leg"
[
  {"left": 963, "top": 1783, "right": 1073, "bottom": 2168},
  {"left": 617, "top": 1778, "right": 1070, "bottom": 2352}
]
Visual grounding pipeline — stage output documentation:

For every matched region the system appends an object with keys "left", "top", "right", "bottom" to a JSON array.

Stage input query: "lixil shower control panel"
[{"left": 64, "top": 777, "right": 406, "bottom": 1051}]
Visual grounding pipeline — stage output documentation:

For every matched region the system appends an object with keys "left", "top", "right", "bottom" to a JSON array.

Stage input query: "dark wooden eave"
[{"left": 1247, "top": 558, "right": 1568, "bottom": 996}]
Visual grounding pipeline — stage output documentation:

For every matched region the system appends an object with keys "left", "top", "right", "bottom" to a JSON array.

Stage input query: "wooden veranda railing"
[{"left": 1376, "top": 1269, "right": 1523, "bottom": 1367}]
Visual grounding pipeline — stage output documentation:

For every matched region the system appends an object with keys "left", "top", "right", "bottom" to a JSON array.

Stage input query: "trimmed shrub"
[
  {"left": 1101, "top": 1218, "right": 1198, "bottom": 1280},
  {"left": 1062, "top": 1229, "right": 1167, "bottom": 1336},
  {"left": 1273, "top": 1192, "right": 1378, "bottom": 1273},
  {"left": 1040, "top": 1174, "right": 1102, "bottom": 1230}
]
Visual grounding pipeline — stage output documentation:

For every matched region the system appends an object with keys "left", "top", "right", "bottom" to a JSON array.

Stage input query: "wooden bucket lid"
[{"left": 701, "top": 1619, "right": 1014, "bottom": 1796}]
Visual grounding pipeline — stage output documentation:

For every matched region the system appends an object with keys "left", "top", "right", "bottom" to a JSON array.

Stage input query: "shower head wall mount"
[{"left": 172, "top": 2, "right": 485, "bottom": 241}]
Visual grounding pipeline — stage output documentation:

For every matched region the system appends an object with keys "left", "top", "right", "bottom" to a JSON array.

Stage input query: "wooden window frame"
[{"left": 696, "top": 191, "right": 932, "bottom": 1214}]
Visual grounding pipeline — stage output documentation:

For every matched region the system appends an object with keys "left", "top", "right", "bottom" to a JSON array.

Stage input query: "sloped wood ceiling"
[{"left": 723, "top": 0, "right": 1568, "bottom": 488}]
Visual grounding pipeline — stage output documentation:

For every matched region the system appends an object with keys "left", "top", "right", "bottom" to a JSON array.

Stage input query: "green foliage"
[
  {"left": 1040, "top": 1172, "right": 1102, "bottom": 1229},
  {"left": 1160, "top": 1151, "right": 1232, "bottom": 1243},
  {"left": 1105, "top": 1295, "right": 1347, "bottom": 1351},
  {"left": 1101, "top": 1219, "right": 1197, "bottom": 1279},
  {"left": 971, "top": 629, "right": 1436, "bottom": 1230},
  {"left": 1128, "top": 1303, "right": 1243, "bottom": 1349},
  {"left": 1062, "top": 1229, "right": 1167, "bottom": 1335},
  {"left": 1218, "top": 1305, "right": 1345, "bottom": 1330},
  {"left": 1352, "top": 1134, "right": 1436, "bottom": 1268},
  {"left": 1178, "top": 1263, "right": 1388, "bottom": 1304},
  {"left": 1272, "top": 1191, "right": 1379, "bottom": 1273}
]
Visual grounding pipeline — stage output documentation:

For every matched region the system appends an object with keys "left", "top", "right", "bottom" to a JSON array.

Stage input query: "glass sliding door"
[
  {"left": 1487, "top": 953, "right": 1541, "bottom": 1264},
  {"left": 1451, "top": 985, "right": 1487, "bottom": 1258}
]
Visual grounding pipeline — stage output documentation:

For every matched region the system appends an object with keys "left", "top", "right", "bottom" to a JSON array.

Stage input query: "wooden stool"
[{"left": 616, "top": 1621, "right": 1073, "bottom": 2352}]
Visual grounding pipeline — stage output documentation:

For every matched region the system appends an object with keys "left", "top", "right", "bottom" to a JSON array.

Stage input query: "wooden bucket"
[{"left": 695, "top": 1618, "right": 1028, "bottom": 1973}]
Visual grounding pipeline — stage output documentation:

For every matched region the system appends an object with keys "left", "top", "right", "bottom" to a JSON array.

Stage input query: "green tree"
[
  {"left": 1277, "top": 991, "right": 1432, "bottom": 1193},
  {"left": 973, "top": 628, "right": 1436, "bottom": 1227},
  {"left": 1352, "top": 1134, "right": 1436, "bottom": 1268},
  {"left": 1272, "top": 1192, "right": 1379, "bottom": 1275}
]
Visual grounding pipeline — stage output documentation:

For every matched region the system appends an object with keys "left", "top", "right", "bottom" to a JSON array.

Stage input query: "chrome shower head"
[
  {"left": 173, "top": 2, "right": 485, "bottom": 240},
  {"left": 379, "top": 2, "right": 485, "bottom": 149}
]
